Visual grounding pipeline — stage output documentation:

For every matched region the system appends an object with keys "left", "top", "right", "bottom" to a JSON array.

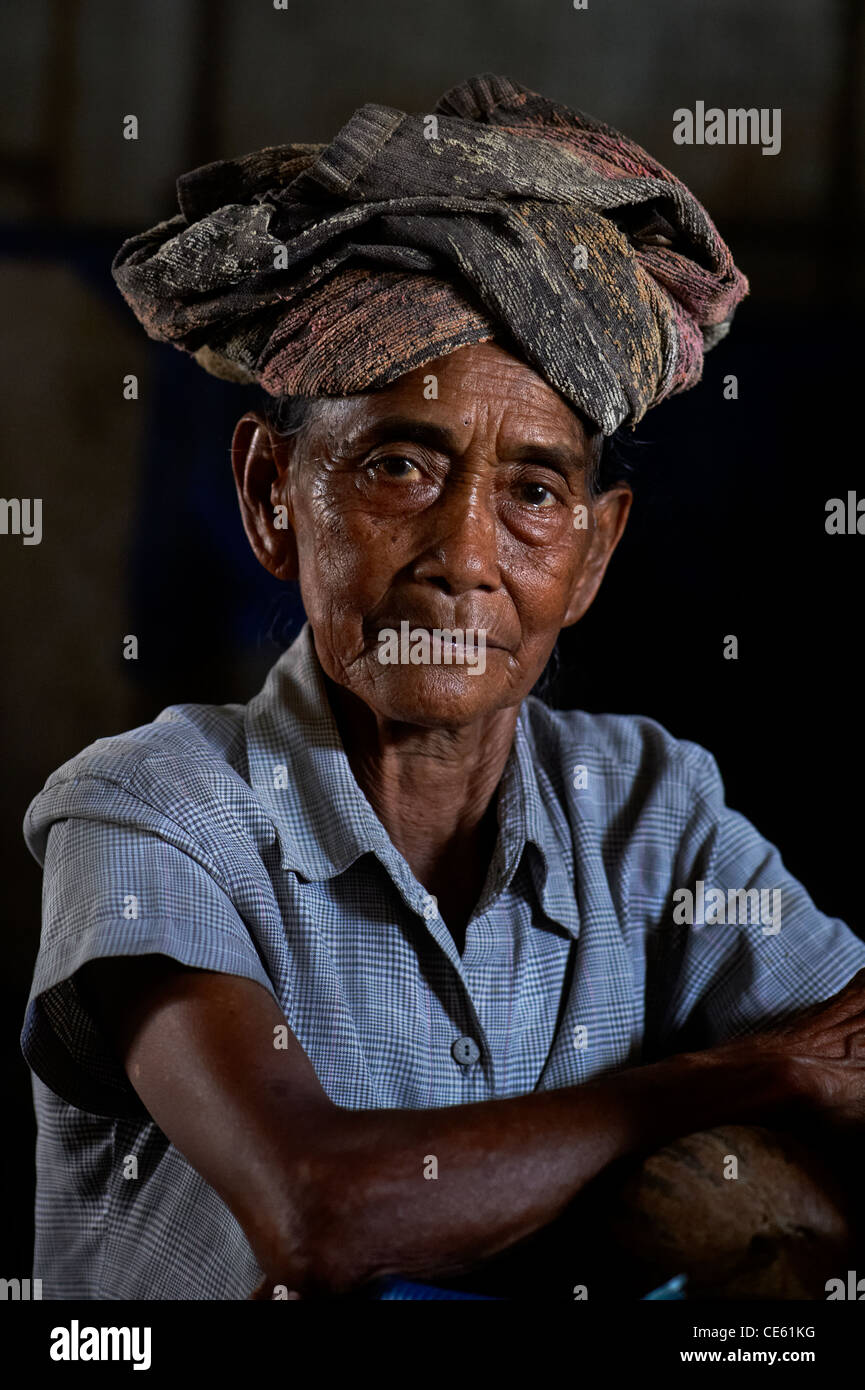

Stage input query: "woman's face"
[{"left": 234, "top": 342, "right": 632, "bottom": 729}]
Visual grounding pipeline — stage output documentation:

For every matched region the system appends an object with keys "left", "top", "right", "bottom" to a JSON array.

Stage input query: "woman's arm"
[{"left": 77, "top": 955, "right": 865, "bottom": 1298}]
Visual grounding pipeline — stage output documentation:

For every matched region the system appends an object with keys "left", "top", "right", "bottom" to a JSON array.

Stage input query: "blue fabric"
[
  {"left": 20, "top": 622, "right": 865, "bottom": 1299},
  {"left": 643, "top": 1273, "right": 688, "bottom": 1299},
  {"left": 373, "top": 1277, "right": 499, "bottom": 1300}
]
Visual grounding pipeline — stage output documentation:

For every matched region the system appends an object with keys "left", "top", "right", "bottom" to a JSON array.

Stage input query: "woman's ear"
[
  {"left": 561, "top": 482, "right": 633, "bottom": 628},
  {"left": 231, "top": 412, "right": 299, "bottom": 582}
]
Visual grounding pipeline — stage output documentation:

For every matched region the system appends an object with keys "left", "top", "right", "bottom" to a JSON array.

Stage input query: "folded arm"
[{"left": 77, "top": 955, "right": 865, "bottom": 1298}]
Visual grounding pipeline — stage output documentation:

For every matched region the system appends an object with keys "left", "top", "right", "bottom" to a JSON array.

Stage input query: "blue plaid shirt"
[{"left": 21, "top": 622, "right": 865, "bottom": 1299}]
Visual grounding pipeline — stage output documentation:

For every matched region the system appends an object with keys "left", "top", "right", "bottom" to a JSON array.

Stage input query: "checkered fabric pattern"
[{"left": 20, "top": 622, "right": 865, "bottom": 1299}]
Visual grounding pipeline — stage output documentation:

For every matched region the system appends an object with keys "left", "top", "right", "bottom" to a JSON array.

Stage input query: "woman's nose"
[{"left": 411, "top": 486, "right": 500, "bottom": 595}]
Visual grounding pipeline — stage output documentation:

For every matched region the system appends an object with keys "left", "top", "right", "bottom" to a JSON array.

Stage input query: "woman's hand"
[{"left": 693, "top": 967, "right": 865, "bottom": 1129}]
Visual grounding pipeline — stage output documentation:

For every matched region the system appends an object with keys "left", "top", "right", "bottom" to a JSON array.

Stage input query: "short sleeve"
[
  {"left": 21, "top": 815, "right": 279, "bottom": 1118},
  {"left": 649, "top": 747, "right": 865, "bottom": 1053}
]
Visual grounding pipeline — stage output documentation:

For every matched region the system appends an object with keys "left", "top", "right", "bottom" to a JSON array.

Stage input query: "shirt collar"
[
  {"left": 244, "top": 622, "right": 579, "bottom": 939},
  {"left": 244, "top": 623, "right": 395, "bottom": 881},
  {"left": 497, "top": 703, "right": 580, "bottom": 939}
]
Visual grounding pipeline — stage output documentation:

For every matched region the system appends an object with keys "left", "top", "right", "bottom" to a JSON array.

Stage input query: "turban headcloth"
[{"left": 112, "top": 73, "right": 748, "bottom": 435}]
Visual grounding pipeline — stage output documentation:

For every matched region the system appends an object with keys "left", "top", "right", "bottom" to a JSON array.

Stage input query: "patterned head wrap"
[{"left": 112, "top": 73, "right": 747, "bottom": 435}]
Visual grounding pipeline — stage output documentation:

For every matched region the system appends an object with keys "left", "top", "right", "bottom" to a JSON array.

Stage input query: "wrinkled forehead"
[{"left": 296, "top": 343, "right": 601, "bottom": 461}]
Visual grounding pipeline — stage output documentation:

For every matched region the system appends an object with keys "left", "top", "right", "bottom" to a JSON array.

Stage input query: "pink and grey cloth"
[{"left": 112, "top": 73, "right": 748, "bottom": 434}]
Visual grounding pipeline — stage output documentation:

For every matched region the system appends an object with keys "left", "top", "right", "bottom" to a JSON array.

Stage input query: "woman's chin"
[{"left": 364, "top": 664, "right": 503, "bottom": 727}]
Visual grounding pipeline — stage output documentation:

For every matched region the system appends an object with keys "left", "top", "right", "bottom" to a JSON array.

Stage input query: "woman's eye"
[
  {"left": 369, "top": 455, "right": 422, "bottom": 480},
  {"left": 518, "top": 482, "right": 557, "bottom": 507}
]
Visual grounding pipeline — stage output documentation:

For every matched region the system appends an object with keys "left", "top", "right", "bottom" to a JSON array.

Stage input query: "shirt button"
[{"left": 451, "top": 1036, "right": 481, "bottom": 1066}]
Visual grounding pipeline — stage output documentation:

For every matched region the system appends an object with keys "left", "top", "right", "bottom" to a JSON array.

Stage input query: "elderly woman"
[{"left": 21, "top": 74, "right": 865, "bottom": 1302}]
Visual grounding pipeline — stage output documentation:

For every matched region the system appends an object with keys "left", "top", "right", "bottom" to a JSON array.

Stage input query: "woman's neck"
[{"left": 326, "top": 678, "right": 518, "bottom": 944}]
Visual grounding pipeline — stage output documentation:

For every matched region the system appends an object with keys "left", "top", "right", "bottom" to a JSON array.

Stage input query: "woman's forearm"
[
  {"left": 270, "top": 1049, "right": 792, "bottom": 1296},
  {"left": 78, "top": 956, "right": 795, "bottom": 1301}
]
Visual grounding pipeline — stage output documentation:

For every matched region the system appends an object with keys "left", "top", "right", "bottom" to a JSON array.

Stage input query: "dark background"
[{"left": 2, "top": 0, "right": 863, "bottom": 1275}]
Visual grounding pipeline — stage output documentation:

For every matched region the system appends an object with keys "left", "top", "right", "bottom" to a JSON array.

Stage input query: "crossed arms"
[{"left": 77, "top": 955, "right": 865, "bottom": 1299}]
